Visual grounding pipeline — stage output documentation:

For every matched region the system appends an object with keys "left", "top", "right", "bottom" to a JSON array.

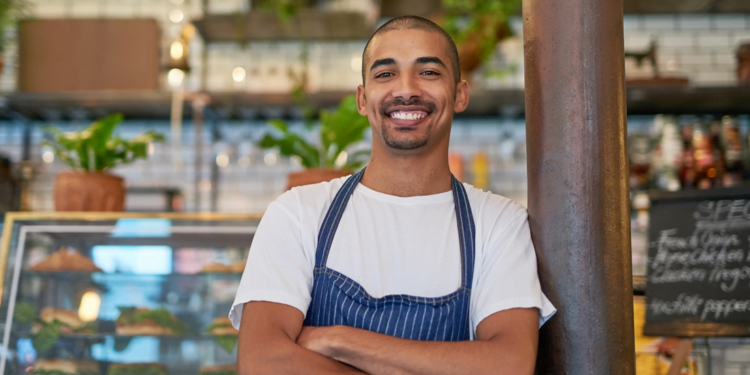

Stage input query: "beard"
[{"left": 379, "top": 97, "right": 438, "bottom": 150}]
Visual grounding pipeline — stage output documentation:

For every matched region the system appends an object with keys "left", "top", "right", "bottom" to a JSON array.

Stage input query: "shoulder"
[
  {"left": 269, "top": 175, "right": 351, "bottom": 222},
  {"left": 462, "top": 183, "right": 528, "bottom": 225}
]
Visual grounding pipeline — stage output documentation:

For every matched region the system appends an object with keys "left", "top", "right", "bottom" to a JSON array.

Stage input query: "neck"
[{"left": 360, "top": 144, "right": 452, "bottom": 197}]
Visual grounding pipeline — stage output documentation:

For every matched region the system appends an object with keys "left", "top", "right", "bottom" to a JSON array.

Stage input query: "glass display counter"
[{"left": 0, "top": 212, "right": 262, "bottom": 375}]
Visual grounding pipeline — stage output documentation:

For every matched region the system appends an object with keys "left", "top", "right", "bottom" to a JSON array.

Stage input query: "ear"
[
  {"left": 356, "top": 84, "right": 368, "bottom": 116},
  {"left": 453, "top": 80, "right": 470, "bottom": 113}
]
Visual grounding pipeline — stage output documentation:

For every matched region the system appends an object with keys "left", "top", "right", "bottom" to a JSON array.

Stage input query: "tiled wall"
[
  {"left": 0, "top": 117, "right": 529, "bottom": 213},
  {"left": 623, "top": 14, "right": 750, "bottom": 85}
]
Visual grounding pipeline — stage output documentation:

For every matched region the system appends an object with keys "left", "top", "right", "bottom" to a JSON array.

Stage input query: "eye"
[
  {"left": 375, "top": 72, "right": 394, "bottom": 78},
  {"left": 421, "top": 70, "right": 440, "bottom": 76}
]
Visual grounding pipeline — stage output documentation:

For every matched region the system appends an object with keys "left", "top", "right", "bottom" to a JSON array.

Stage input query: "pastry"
[
  {"left": 30, "top": 247, "right": 102, "bottom": 272},
  {"left": 115, "top": 307, "right": 185, "bottom": 336},
  {"left": 31, "top": 359, "right": 99, "bottom": 375}
]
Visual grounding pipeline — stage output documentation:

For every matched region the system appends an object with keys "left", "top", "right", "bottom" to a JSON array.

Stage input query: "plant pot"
[
  {"left": 286, "top": 168, "right": 350, "bottom": 190},
  {"left": 737, "top": 44, "right": 750, "bottom": 86},
  {"left": 54, "top": 171, "right": 126, "bottom": 211}
]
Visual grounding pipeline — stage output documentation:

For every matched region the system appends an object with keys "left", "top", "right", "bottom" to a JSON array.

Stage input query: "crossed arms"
[{"left": 237, "top": 301, "right": 539, "bottom": 375}]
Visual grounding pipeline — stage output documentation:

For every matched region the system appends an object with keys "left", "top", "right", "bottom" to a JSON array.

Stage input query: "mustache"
[{"left": 379, "top": 97, "right": 437, "bottom": 116}]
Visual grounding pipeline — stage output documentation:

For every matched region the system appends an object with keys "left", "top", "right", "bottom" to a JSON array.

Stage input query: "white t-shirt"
[{"left": 230, "top": 177, "right": 556, "bottom": 338}]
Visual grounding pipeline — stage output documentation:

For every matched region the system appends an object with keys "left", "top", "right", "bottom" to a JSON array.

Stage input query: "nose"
[{"left": 391, "top": 73, "right": 422, "bottom": 100}]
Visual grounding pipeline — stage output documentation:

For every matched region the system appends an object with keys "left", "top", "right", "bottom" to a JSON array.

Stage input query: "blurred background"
[{"left": 2, "top": 1, "right": 750, "bottom": 373}]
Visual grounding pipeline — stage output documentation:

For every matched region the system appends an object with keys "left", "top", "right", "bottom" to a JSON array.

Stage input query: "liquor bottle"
[
  {"left": 679, "top": 117, "right": 695, "bottom": 189},
  {"left": 627, "top": 133, "right": 651, "bottom": 190},
  {"left": 448, "top": 152, "right": 465, "bottom": 182},
  {"left": 470, "top": 151, "right": 489, "bottom": 190},
  {"left": 711, "top": 117, "right": 728, "bottom": 187},
  {"left": 691, "top": 118, "right": 717, "bottom": 189},
  {"left": 652, "top": 115, "right": 683, "bottom": 191},
  {"left": 720, "top": 115, "right": 744, "bottom": 187}
]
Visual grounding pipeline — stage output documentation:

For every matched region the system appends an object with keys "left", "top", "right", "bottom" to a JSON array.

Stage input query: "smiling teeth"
[{"left": 391, "top": 112, "right": 425, "bottom": 120}]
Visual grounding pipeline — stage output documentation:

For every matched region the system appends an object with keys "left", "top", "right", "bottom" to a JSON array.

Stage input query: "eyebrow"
[
  {"left": 416, "top": 56, "right": 447, "bottom": 69},
  {"left": 370, "top": 58, "right": 396, "bottom": 72}
]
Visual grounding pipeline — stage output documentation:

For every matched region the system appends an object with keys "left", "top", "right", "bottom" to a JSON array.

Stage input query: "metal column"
[{"left": 522, "top": 0, "right": 635, "bottom": 373}]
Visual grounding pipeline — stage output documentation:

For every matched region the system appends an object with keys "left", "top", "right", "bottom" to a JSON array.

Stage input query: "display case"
[{"left": 0, "top": 212, "right": 262, "bottom": 375}]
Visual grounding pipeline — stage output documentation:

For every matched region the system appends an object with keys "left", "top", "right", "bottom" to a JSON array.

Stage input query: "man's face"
[{"left": 357, "top": 29, "right": 469, "bottom": 154}]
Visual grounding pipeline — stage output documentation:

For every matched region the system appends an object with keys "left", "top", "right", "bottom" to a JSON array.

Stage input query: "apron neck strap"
[{"left": 314, "top": 168, "right": 476, "bottom": 290}]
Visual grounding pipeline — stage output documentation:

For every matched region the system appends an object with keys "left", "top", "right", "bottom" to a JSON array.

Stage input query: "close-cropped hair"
[{"left": 361, "top": 15, "right": 461, "bottom": 84}]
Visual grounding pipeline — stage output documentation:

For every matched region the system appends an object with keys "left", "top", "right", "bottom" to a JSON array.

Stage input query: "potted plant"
[
  {"left": 258, "top": 95, "right": 371, "bottom": 190},
  {"left": 42, "top": 113, "right": 165, "bottom": 211},
  {"left": 439, "top": 0, "right": 520, "bottom": 79},
  {"left": 0, "top": 0, "right": 27, "bottom": 79}
]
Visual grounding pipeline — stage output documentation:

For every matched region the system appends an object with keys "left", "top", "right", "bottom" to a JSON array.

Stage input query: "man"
[{"left": 230, "top": 16, "right": 555, "bottom": 374}]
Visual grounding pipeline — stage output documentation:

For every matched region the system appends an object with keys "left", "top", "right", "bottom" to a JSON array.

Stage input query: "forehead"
[{"left": 366, "top": 28, "right": 451, "bottom": 67}]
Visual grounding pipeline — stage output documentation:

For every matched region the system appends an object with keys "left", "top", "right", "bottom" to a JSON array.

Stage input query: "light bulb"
[{"left": 78, "top": 291, "right": 101, "bottom": 323}]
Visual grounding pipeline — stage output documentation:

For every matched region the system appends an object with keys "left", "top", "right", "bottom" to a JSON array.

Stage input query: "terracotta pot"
[
  {"left": 54, "top": 171, "right": 126, "bottom": 211},
  {"left": 737, "top": 44, "right": 750, "bottom": 86},
  {"left": 286, "top": 168, "right": 350, "bottom": 190}
]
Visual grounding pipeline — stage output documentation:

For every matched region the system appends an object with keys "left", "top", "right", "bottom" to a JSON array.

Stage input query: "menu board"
[{"left": 645, "top": 187, "right": 750, "bottom": 337}]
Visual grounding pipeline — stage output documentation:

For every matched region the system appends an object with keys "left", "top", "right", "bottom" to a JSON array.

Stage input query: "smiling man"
[{"left": 230, "top": 16, "right": 555, "bottom": 374}]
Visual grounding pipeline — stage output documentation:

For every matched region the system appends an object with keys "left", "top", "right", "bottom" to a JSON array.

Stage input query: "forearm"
[
  {"left": 322, "top": 326, "right": 535, "bottom": 375},
  {"left": 238, "top": 334, "right": 365, "bottom": 375}
]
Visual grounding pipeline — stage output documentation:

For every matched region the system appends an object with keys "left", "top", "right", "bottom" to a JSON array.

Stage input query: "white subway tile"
[
  {"left": 624, "top": 34, "right": 653, "bottom": 50},
  {"left": 732, "top": 32, "right": 750, "bottom": 47},
  {"left": 643, "top": 15, "right": 677, "bottom": 30},
  {"left": 680, "top": 53, "right": 712, "bottom": 65},
  {"left": 713, "top": 14, "right": 747, "bottom": 30},
  {"left": 623, "top": 16, "right": 643, "bottom": 31},
  {"left": 697, "top": 33, "right": 733, "bottom": 48},
  {"left": 659, "top": 34, "right": 695, "bottom": 48},
  {"left": 678, "top": 15, "right": 712, "bottom": 30},
  {"left": 30, "top": 0, "right": 67, "bottom": 18},
  {"left": 693, "top": 71, "right": 734, "bottom": 86},
  {"left": 714, "top": 53, "right": 737, "bottom": 65}
]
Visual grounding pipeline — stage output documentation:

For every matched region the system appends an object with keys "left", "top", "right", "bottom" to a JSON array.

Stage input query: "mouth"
[{"left": 385, "top": 106, "right": 432, "bottom": 126}]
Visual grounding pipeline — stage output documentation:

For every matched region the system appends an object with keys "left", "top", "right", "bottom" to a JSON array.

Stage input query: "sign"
[{"left": 645, "top": 187, "right": 750, "bottom": 337}]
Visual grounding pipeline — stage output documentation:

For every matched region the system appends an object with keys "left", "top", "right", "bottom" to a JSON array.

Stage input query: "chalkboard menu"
[{"left": 645, "top": 187, "right": 750, "bottom": 337}]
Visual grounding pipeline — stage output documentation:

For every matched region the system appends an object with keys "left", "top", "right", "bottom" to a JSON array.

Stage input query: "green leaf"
[
  {"left": 213, "top": 335, "right": 238, "bottom": 353},
  {"left": 41, "top": 114, "right": 165, "bottom": 172},
  {"left": 32, "top": 320, "right": 61, "bottom": 353},
  {"left": 14, "top": 302, "right": 36, "bottom": 323}
]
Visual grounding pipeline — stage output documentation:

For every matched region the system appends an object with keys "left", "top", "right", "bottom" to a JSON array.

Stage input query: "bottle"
[
  {"left": 627, "top": 133, "right": 652, "bottom": 190},
  {"left": 448, "top": 152, "right": 465, "bottom": 182},
  {"left": 720, "top": 115, "right": 744, "bottom": 187},
  {"left": 653, "top": 115, "right": 683, "bottom": 191},
  {"left": 679, "top": 117, "right": 695, "bottom": 189},
  {"left": 470, "top": 151, "right": 489, "bottom": 190},
  {"left": 691, "top": 118, "right": 716, "bottom": 189}
]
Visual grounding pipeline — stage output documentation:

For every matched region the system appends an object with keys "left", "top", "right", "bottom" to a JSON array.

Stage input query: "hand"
[{"left": 297, "top": 326, "right": 338, "bottom": 358}]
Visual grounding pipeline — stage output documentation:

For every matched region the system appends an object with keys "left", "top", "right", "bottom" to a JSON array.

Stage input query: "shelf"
[
  {"left": 23, "top": 271, "right": 243, "bottom": 282},
  {"left": 623, "top": 0, "right": 750, "bottom": 14},
  {"left": 194, "top": 10, "right": 373, "bottom": 42},
  {"left": 11, "top": 332, "right": 235, "bottom": 341},
  {"left": 5, "top": 86, "right": 750, "bottom": 121}
]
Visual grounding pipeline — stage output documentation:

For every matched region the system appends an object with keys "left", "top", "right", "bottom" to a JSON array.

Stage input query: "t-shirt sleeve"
[
  {"left": 471, "top": 211, "right": 556, "bottom": 333},
  {"left": 228, "top": 200, "right": 314, "bottom": 330}
]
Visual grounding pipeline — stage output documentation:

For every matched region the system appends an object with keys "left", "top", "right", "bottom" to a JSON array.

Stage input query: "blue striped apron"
[{"left": 303, "top": 168, "right": 476, "bottom": 341}]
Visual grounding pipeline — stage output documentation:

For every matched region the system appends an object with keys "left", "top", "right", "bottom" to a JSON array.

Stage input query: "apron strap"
[
  {"left": 315, "top": 168, "right": 366, "bottom": 268},
  {"left": 451, "top": 176, "right": 476, "bottom": 290},
  {"left": 314, "top": 169, "right": 476, "bottom": 291}
]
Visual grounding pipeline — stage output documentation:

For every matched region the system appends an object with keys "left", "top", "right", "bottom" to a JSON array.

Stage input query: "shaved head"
[{"left": 362, "top": 16, "right": 461, "bottom": 85}]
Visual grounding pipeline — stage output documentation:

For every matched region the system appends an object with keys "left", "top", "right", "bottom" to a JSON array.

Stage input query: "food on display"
[
  {"left": 107, "top": 363, "right": 168, "bottom": 375},
  {"left": 207, "top": 317, "right": 238, "bottom": 336},
  {"left": 115, "top": 307, "right": 186, "bottom": 336},
  {"left": 198, "top": 364, "right": 238, "bottom": 375},
  {"left": 207, "top": 317, "right": 238, "bottom": 353},
  {"left": 34, "top": 307, "right": 96, "bottom": 335},
  {"left": 30, "top": 359, "right": 100, "bottom": 375},
  {"left": 201, "top": 259, "right": 246, "bottom": 273},
  {"left": 30, "top": 248, "right": 102, "bottom": 272}
]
